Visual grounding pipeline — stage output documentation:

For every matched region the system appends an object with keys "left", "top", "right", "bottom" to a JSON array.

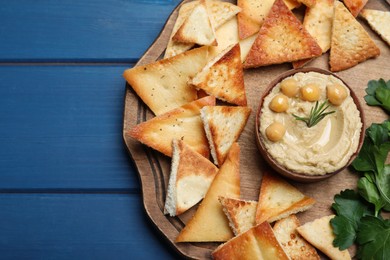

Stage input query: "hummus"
[{"left": 259, "top": 72, "right": 362, "bottom": 175}]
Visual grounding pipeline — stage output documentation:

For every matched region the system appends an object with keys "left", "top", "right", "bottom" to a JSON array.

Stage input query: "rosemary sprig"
[{"left": 293, "top": 100, "right": 335, "bottom": 128}]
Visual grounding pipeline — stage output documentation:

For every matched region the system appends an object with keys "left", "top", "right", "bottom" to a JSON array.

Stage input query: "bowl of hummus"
[{"left": 256, "top": 68, "right": 365, "bottom": 182}]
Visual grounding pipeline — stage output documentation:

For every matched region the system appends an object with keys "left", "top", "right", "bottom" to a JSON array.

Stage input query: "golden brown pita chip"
[
  {"left": 243, "top": 0, "right": 322, "bottom": 68},
  {"left": 255, "top": 171, "right": 315, "bottom": 224},
  {"left": 297, "top": 0, "right": 316, "bottom": 7},
  {"left": 343, "top": 0, "right": 367, "bottom": 17},
  {"left": 201, "top": 106, "right": 251, "bottom": 166},
  {"left": 212, "top": 222, "right": 290, "bottom": 260},
  {"left": 191, "top": 44, "right": 247, "bottom": 106},
  {"left": 237, "top": 0, "right": 299, "bottom": 40},
  {"left": 176, "top": 143, "right": 241, "bottom": 242},
  {"left": 164, "top": 139, "right": 218, "bottom": 216},
  {"left": 128, "top": 96, "right": 215, "bottom": 158},
  {"left": 361, "top": 9, "right": 390, "bottom": 47},
  {"left": 123, "top": 47, "right": 208, "bottom": 115},
  {"left": 329, "top": 1, "right": 380, "bottom": 72},
  {"left": 273, "top": 215, "right": 320, "bottom": 260},
  {"left": 219, "top": 197, "right": 258, "bottom": 236},
  {"left": 297, "top": 215, "right": 351, "bottom": 260},
  {"left": 172, "top": 0, "right": 217, "bottom": 46}
]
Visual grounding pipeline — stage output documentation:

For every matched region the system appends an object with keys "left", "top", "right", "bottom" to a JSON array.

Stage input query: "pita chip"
[
  {"left": 191, "top": 44, "right": 247, "bottom": 106},
  {"left": 127, "top": 96, "right": 215, "bottom": 158},
  {"left": 164, "top": 139, "right": 218, "bottom": 216},
  {"left": 343, "top": 0, "right": 367, "bottom": 17},
  {"left": 255, "top": 171, "right": 315, "bottom": 224},
  {"left": 273, "top": 215, "right": 320, "bottom": 260},
  {"left": 165, "top": 0, "right": 241, "bottom": 58},
  {"left": 175, "top": 143, "right": 241, "bottom": 242},
  {"left": 243, "top": 0, "right": 322, "bottom": 69},
  {"left": 201, "top": 106, "right": 251, "bottom": 166},
  {"left": 329, "top": 1, "right": 380, "bottom": 72},
  {"left": 237, "top": 0, "right": 300, "bottom": 40},
  {"left": 219, "top": 197, "right": 257, "bottom": 236},
  {"left": 297, "top": 215, "right": 351, "bottom": 260},
  {"left": 212, "top": 222, "right": 290, "bottom": 260},
  {"left": 123, "top": 46, "right": 208, "bottom": 116},
  {"left": 361, "top": 9, "right": 390, "bottom": 47},
  {"left": 297, "top": 0, "right": 315, "bottom": 7},
  {"left": 292, "top": 0, "right": 335, "bottom": 69},
  {"left": 172, "top": 0, "right": 217, "bottom": 46}
]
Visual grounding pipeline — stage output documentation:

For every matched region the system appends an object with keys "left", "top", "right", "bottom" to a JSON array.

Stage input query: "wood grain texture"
[
  {"left": 123, "top": 0, "right": 390, "bottom": 259},
  {"left": 0, "top": 65, "right": 137, "bottom": 190},
  {"left": 0, "top": 0, "right": 181, "bottom": 62},
  {"left": 0, "top": 193, "right": 178, "bottom": 260}
]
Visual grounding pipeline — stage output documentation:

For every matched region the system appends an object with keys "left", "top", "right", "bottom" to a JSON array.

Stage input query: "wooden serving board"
[{"left": 123, "top": 1, "right": 389, "bottom": 259}]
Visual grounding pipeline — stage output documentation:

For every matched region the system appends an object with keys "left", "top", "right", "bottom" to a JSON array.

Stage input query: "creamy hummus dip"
[{"left": 259, "top": 72, "right": 362, "bottom": 175}]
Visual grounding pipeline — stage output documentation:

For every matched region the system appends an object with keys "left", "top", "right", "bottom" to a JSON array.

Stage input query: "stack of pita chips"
[{"left": 360, "top": 9, "right": 390, "bottom": 47}]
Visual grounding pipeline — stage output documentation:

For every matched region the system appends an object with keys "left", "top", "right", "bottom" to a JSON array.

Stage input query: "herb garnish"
[
  {"left": 364, "top": 79, "right": 390, "bottom": 113},
  {"left": 292, "top": 100, "right": 335, "bottom": 128}
]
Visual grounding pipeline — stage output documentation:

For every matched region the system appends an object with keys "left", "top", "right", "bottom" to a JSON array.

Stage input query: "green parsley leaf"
[
  {"left": 331, "top": 190, "right": 374, "bottom": 250},
  {"left": 364, "top": 79, "right": 390, "bottom": 113},
  {"left": 356, "top": 216, "right": 390, "bottom": 260},
  {"left": 358, "top": 173, "right": 387, "bottom": 216}
]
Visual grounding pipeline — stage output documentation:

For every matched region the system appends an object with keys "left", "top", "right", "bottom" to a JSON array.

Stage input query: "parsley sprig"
[{"left": 292, "top": 100, "right": 335, "bottom": 128}]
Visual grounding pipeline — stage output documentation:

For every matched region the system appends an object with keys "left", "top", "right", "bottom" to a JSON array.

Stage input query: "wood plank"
[
  {"left": 123, "top": 0, "right": 390, "bottom": 259},
  {"left": 0, "top": 193, "right": 178, "bottom": 259},
  {"left": 0, "top": 0, "right": 180, "bottom": 62},
  {"left": 0, "top": 65, "right": 137, "bottom": 190}
]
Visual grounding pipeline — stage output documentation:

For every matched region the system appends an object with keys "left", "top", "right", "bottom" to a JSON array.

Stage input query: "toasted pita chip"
[
  {"left": 256, "top": 171, "right": 316, "bottom": 224},
  {"left": 191, "top": 44, "right": 247, "bottom": 106},
  {"left": 343, "top": 0, "right": 367, "bottom": 17},
  {"left": 361, "top": 9, "right": 390, "bottom": 47},
  {"left": 273, "top": 215, "right": 320, "bottom": 260},
  {"left": 172, "top": 0, "right": 217, "bottom": 46},
  {"left": 123, "top": 47, "right": 208, "bottom": 116},
  {"left": 243, "top": 0, "right": 322, "bottom": 69},
  {"left": 128, "top": 96, "right": 215, "bottom": 158},
  {"left": 201, "top": 106, "right": 251, "bottom": 166},
  {"left": 212, "top": 222, "right": 290, "bottom": 260},
  {"left": 297, "top": 215, "right": 351, "bottom": 260},
  {"left": 329, "top": 1, "right": 380, "bottom": 72},
  {"left": 297, "top": 0, "right": 316, "bottom": 7},
  {"left": 164, "top": 140, "right": 218, "bottom": 217},
  {"left": 165, "top": 0, "right": 241, "bottom": 58},
  {"left": 176, "top": 143, "right": 241, "bottom": 242},
  {"left": 219, "top": 197, "right": 257, "bottom": 236},
  {"left": 237, "top": 0, "right": 299, "bottom": 40}
]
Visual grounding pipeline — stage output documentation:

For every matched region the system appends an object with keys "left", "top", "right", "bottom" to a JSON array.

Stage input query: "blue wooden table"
[{"left": 0, "top": 1, "right": 182, "bottom": 259}]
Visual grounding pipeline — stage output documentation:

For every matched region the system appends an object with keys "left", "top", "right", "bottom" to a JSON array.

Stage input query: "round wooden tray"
[{"left": 123, "top": 1, "right": 389, "bottom": 259}]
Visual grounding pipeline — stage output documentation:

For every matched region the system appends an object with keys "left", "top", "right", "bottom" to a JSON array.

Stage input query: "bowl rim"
[{"left": 255, "top": 67, "right": 366, "bottom": 182}]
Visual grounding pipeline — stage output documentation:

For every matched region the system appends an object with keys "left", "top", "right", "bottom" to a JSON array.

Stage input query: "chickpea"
[
  {"left": 300, "top": 83, "right": 321, "bottom": 102},
  {"left": 266, "top": 122, "right": 286, "bottom": 142},
  {"left": 327, "top": 84, "right": 348, "bottom": 106},
  {"left": 280, "top": 78, "right": 299, "bottom": 97},
  {"left": 269, "top": 94, "right": 289, "bottom": 113}
]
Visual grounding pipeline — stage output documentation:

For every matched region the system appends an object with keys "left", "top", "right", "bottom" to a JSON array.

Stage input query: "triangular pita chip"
[
  {"left": 219, "top": 197, "right": 257, "bottom": 236},
  {"left": 191, "top": 44, "right": 247, "bottom": 106},
  {"left": 123, "top": 46, "right": 208, "bottom": 116},
  {"left": 212, "top": 222, "right": 290, "bottom": 260},
  {"left": 292, "top": 0, "right": 335, "bottom": 69},
  {"left": 164, "top": 139, "right": 218, "bottom": 216},
  {"left": 255, "top": 171, "right": 315, "bottom": 224},
  {"left": 343, "top": 0, "right": 367, "bottom": 17},
  {"left": 201, "top": 106, "right": 251, "bottom": 166},
  {"left": 165, "top": 0, "right": 241, "bottom": 58},
  {"left": 361, "top": 9, "right": 390, "bottom": 47},
  {"left": 128, "top": 96, "right": 215, "bottom": 158},
  {"left": 243, "top": 0, "right": 322, "bottom": 69},
  {"left": 297, "top": 215, "right": 351, "bottom": 260},
  {"left": 172, "top": 0, "right": 217, "bottom": 46},
  {"left": 237, "top": 0, "right": 300, "bottom": 40},
  {"left": 273, "top": 215, "right": 320, "bottom": 260},
  {"left": 297, "top": 0, "right": 315, "bottom": 7},
  {"left": 329, "top": 1, "right": 380, "bottom": 72},
  {"left": 176, "top": 143, "right": 241, "bottom": 242}
]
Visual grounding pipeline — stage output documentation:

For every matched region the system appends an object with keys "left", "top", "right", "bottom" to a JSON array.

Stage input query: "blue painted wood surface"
[
  {"left": 0, "top": 0, "right": 182, "bottom": 258},
  {"left": 0, "top": 0, "right": 181, "bottom": 62}
]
